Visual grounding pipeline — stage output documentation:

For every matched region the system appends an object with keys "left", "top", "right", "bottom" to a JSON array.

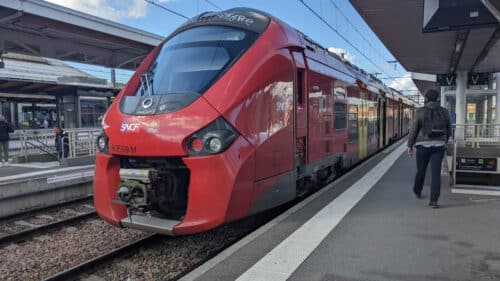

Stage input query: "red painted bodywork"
[{"left": 94, "top": 11, "right": 416, "bottom": 235}]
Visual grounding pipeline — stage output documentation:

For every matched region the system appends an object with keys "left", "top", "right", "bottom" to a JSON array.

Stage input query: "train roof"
[
  {"left": 170, "top": 8, "right": 271, "bottom": 40},
  {"left": 171, "top": 8, "right": 411, "bottom": 100}
]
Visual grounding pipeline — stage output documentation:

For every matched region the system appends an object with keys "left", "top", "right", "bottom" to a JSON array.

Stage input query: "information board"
[{"left": 456, "top": 157, "right": 497, "bottom": 172}]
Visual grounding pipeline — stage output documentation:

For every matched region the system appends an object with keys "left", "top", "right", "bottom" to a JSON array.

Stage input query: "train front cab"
[{"left": 94, "top": 9, "right": 315, "bottom": 235}]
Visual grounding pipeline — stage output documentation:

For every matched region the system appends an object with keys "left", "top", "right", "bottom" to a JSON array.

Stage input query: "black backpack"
[{"left": 422, "top": 107, "right": 448, "bottom": 138}]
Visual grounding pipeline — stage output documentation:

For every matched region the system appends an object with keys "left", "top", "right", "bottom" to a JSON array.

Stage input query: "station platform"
[
  {"left": 0, "top": 162, "right": 93, "bottom": 183},
  {"left": 0, "top": 161, "right": 61, "bottom": 178},
  {"left": 181, "top": 139, "right": 500, "bottom": 281},
  {"left": 0, "top": 162, "right": 95, "bottom": 217}
]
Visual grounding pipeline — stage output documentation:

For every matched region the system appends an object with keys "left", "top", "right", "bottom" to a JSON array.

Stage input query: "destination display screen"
[
  {"left": 456, "top": 157, "right": 497, "bottom": 172},
  {"left": 173, "top": 8, "right": 271, "bottom": 38}
]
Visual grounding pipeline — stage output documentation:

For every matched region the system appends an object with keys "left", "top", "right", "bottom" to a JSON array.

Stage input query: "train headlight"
[
  {"left": 186, "top": 117, "right": 238, "bottom": 156},
  {"left": 208, "top": 137, "right": 222, "bottom": 153},
  {"left": 96, "top": 132, "right": 109, "bottom": 154},
  {"left": 98, "top": 137, "right": 106, "bottom": 150}
]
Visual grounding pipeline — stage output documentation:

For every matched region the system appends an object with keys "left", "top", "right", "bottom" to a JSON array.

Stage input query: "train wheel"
[{"left": 334, "top": 159, "right": 345, "bottom": 177}]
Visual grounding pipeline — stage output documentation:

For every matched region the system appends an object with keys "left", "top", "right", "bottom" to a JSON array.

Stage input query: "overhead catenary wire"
[
  {"left": 143, "top": 0, "right": 190, "bottom": 20},
  {"left": 298, "top": 0, "right": 395, "bottom": 84},
  {"left": 143, "top": 0, "right": 413, "bottom": 92},
  {"left": 327, "top": 0, "right": 406, "bottom": 77},
  {"left": 204, "top": 0, "right": 223, "bottom": 10}
]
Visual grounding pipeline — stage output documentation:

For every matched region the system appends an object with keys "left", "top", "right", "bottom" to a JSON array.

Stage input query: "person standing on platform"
[
  {"left": 407, "top": 89, "right": 451, "bottom": 208},
  {"left": 53, "top": 125, "right": 69, "bottom": 160},
  {"left": 0, "top": 115, "right": 14, "bottom": 166}
]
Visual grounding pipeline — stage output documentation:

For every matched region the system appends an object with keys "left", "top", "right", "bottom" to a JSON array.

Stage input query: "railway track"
[
  {"left": 0, "top": 195, "right": 93, "bottom": 221},
  {"left": 38, "top": 207, "right": 285, "bottom": 281},
  {"left": 2, "top": 142, "right": 405, "bottom": 281},
  {"left": 52, "top": 142, "right": 403, "bottom": 281},
  {"left": 0, "top": 196, "right": 97, "bottom": 246},
  {"left": 42, "top": 234, "right": 159, "bottom": 281}
]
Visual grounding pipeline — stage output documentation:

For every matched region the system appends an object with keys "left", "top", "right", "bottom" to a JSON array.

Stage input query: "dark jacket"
[
  {"left": 407, "top": 101, "right": 452, "bottom": 148},
  {"left": 55, "top": 131, "right": 69, "bottom": 153},
  {"left": 0, "top": 121, "right": 14, "bottom": 141}
]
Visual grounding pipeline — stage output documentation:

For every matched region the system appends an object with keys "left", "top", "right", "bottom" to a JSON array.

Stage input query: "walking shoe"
[
  {"left": 413, "top": 191, "right": 422, "bottom": 199},
  {"left": 429, "top": 201, "right": 439, "bottom": 209}
]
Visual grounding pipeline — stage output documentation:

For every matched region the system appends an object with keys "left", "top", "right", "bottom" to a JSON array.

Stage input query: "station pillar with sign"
[
  {"left": 455, "top": 71, "right": 467, "bottom": 141},
  {"left": 496, "top": 73, "right": 500, "bottom": 136}
]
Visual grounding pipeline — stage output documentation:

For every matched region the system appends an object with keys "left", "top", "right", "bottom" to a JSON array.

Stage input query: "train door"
[
  {"left": 395, "top": 102, "right": 400, "bottom": 139},
  {"left": 386, "top": 99, "right": 391, "bottom": 144},
  {"left": 290, "top": 51, "right": 308, "bottom": 177},
  {"left": 378, "top": 97, "right": 386, "bottom": 148},
  {"left": 359, "top": 91, "right": 368, "bottom": 159},
  {"left": 399, "top": 104, "right": 404, "bottom": 137}
]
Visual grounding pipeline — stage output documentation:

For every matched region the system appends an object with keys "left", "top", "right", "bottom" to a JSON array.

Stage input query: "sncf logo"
[{"left": 120, "top": 122, "right": 140, "bottom": 132}]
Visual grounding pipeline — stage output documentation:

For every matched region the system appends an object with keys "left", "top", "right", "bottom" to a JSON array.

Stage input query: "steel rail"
[
  {"left": 0, "top": 211, "right": 97, "bottom": 246},
  {"left": 0, "top": 195, "right": 93, "bottom": 221},
  {"left": 41, "top": 234, "right": 159, "bottom": 281}
]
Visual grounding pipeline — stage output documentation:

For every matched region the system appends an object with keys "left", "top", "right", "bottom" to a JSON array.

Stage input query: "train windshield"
[{"left": 138, "top": 26, "right": 259, "bottom": 96}]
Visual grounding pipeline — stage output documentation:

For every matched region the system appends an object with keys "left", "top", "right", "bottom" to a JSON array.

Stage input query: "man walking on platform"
[
  {"left": 407, "top": 89, "right": 451, "bottom": 208},
  {"left": 0, "top": 115, "right": 14, "bottom": 166}
]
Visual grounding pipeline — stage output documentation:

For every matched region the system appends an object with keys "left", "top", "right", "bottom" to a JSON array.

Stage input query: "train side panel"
[{"left": 303, "top": 53, "right": 356, "bottom": 172}]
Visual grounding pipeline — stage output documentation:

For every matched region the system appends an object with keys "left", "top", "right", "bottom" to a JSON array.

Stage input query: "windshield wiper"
[
  {"left": 140, "top": 72, "right": 153, "bottom": 96},
  {"left": 140, "top": 63, "right": 157, "bottom": 96}
]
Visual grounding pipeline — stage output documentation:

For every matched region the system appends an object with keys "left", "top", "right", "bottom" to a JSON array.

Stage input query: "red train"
[{"left": 94, "top": 8, "right": 416, "bottom": 235}]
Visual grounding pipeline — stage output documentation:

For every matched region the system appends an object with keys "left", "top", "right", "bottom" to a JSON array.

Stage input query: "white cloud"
[
  {"left": 45, "top": 0, "right": 154, "bottom": 21},
  {"left": 328, "top": 47, "right": 355, "bottom": 63},
  {"left": 388, "top": 74, "right": 417, "bottom": 93}
]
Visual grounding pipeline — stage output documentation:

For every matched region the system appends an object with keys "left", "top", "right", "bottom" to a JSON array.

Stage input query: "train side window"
[
  {"left": 334, "top": 86, "right": 346, "bottom": 100},
  {"left": 348, "top": 105, "right": 358, "bottom": 143},
  {"left": 297, "top": 71, "right": 303, "bottom": 104},
  {"left": 334, "top": 102, "right": 347, "bottom": 130}
]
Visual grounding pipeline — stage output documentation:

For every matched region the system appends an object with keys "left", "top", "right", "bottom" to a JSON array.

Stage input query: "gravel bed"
[
  {"left": 84, "top": 223, "right": 253, "bottom": 281},
  {"left": 0, "top": 218, "right": 146, "bottom": 281},
  {"left": 0, "top": 222, "right": 28, "bottom": 236},
  {"left": 25, "top": 215, "right": 53, "bottom": 226},
  {"left": 0, "top": 201, "right": 94, "bottom": 236},
  {"left": 80, "top": 210, "right": 282, "bottom": 281}
]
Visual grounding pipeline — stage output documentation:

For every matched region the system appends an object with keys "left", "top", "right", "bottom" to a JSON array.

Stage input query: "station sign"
[
  {"left": 436, "top": 74, "right": 456, "bottom": 86},
  {"left": 467, "top": 72, "right": 490, "bottom": 86},
  {"left": 423, "top": 0, "right": 498, "bottom": 33},
  {"left": 456, "top": 157, "right": 497, "bottom": 172}
]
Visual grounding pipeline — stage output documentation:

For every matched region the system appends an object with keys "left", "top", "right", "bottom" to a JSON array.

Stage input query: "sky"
[{"left": 45, "top": 0, "right": 417, "bottom": 93}]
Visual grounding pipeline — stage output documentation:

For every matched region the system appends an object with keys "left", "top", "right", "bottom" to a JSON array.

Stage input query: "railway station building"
[
  {"left": 0, "top": 0, "right": 163, "bottom": 129},
  {"left": 0, "top": 52, "right": 117, "bottom": 129}
]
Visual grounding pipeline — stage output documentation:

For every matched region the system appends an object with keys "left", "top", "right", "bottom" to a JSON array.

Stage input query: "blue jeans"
[
  {"left": 0, "top": 141, "right": 8, "bottom": 162},
  {"left": 58, "top": 146, "right": 69, "bottom": 160},
  {"left": 413, "top": 145, "right": 446, "bottom": 202}
]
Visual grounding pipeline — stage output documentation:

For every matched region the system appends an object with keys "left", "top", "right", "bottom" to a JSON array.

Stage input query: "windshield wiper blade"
[{"left": 140, "top": 72, "right": 153, "bottom": 96}]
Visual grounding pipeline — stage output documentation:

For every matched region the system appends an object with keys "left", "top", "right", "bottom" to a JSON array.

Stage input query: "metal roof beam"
[
  {"left": 449, "top": 30, "right": 469, "bottom": 73},
  {"left": 470, "top": 27, "right": 500, "bottom": 72},
  {"left": 0, "top": 28, "right": 113, "bottom": 66},
  {"left": 0, "top": 10, "right": 22, "bottom": 24}
]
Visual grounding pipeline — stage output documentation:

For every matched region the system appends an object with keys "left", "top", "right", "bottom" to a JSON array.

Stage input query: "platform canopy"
[
  {"left": 349, "top": 0, "right": 500, "bottom": 78},
  {"left": 0, "top": 0, "right": 164, "bottom": 70}
]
